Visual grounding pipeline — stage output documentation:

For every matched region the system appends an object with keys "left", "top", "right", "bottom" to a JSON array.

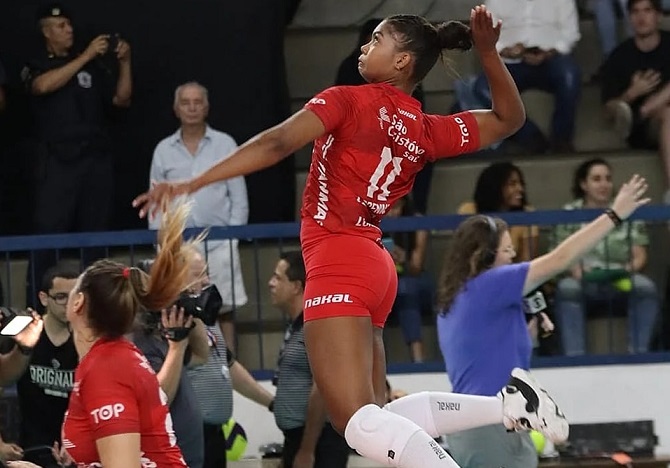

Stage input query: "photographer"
[
  {"left": 22, "top": 2, "right": 132, "bottom": 309},
  {"left": 133, "top": 262, "right": 209, "bottom": 468},
  {"left": 182, "top": 246, "right": 274, "bottom": 468}
]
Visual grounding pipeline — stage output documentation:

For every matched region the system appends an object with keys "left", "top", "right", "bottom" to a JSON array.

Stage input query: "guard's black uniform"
[{"left": 22, "top": 49, "right": 116, "bottom": 307}]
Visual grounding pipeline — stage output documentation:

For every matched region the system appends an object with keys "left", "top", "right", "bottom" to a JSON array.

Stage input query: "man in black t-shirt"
[
  {"left": 2, "top": 264, "right": 79, "bottom": 462},
  {"left": 601, "top": 0, "right": 670, "bottom": 198}
]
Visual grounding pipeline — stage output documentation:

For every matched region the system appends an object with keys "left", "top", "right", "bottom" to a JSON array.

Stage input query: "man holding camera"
[
  {"left": 131, "top": 267, "right": 210, "bottom": 468},
  {"left": 22, "top": 2, "right": 132, "bottom": 309}
]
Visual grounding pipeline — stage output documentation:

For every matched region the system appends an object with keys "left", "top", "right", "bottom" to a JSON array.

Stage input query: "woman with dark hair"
[
  {"left": 437, "top": 174, "right": 648, "bottom": 468},
  {"left": 553, "top": 158, "right": 659, "bottom": 356},
  {"left": 134, "top": 7, "right": 565, "bottom": 467},
  {"left": 335, "top": 19, "right": 432, "bottom": 214},
  {"left": 458, "top": 161, "right": 538, "bottom": 261},
  {"left": 40, "top": 205, "right": 195, "bottom": 468}
]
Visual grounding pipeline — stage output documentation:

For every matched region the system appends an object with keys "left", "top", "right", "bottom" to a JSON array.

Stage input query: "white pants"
[{"left": 201, "top": 239, "right": 247, "bottom": 310}]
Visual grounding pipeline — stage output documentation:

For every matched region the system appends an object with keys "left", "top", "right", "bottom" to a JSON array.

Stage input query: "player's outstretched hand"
[
  {"left": 611, "top": 174, "right": 650, "bottom": 221},
  {"left": 132, "top": 180, "right": 191, "bottom": 220},
  {"left": 470, "top": 4, "right": 501, "bottom": 55}
]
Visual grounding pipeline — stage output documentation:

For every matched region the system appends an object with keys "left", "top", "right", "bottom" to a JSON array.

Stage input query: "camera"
[
  {"left": 0, "top": 307, "right": 33, "bottom": 336},
  {"left": 136, "top": 259, "right": 223, "bottom": 327},
  {"left": 106, "top": 33, "right": 121, "bottom": 54},
  {"left": 173, "top": 283, "right": 223, "bottom": 327}
]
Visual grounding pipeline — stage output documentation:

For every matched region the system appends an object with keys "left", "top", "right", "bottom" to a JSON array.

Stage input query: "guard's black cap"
[{"left": 35, "top": 3, "right": 71, "bottom": 23}]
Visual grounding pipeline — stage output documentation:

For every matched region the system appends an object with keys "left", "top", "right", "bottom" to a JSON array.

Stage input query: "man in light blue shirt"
[{"left": 148, "top": 81, "right": 248, "bottom": 348}]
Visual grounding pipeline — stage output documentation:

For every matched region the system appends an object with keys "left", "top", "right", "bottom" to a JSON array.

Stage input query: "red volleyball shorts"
[{"left": 302, "top": 233, "right": 398, "bottom": 328}]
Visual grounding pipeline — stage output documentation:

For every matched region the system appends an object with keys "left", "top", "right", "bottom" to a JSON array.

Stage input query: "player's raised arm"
[
  {"left": 133, "top": 109, "right": 325, "bottom": 219},
  {"left": 468, "top": 5, "right": 525, "bottom": 149}
]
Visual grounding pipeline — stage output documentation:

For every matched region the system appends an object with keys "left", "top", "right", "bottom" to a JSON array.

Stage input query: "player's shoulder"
[
  {"left": 82, "top": 339, "right": 143, "bottom": 374},
  {"left": 313, "top": 83, "right": 396, "bottom": 107}
]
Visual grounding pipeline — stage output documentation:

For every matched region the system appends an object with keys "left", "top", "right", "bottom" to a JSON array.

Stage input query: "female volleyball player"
[
  {"left": 52, "top": 205, "right": 196, "bottom": 467},
  {"left": 134, "top": 6, "right": 568, "bottom": 467}
]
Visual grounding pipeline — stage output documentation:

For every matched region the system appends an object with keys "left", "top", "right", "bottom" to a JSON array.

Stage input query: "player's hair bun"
[{"left": 436, "top": 21, "right": 473, "bottom": 51}]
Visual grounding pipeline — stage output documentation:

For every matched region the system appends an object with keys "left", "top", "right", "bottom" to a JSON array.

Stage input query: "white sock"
[
  {"left": 384, "top": 391, "right": 503, "bottom": 437},
  {"left": 344, "top": 403, "right": 460, "bottom": 467}
]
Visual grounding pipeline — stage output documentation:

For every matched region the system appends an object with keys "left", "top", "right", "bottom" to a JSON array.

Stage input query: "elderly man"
[{"left": 149, "top": 81, "right": 248, "bottom": 348}]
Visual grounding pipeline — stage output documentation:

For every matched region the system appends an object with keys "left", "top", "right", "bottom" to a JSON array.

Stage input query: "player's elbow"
[{"left": 503, "top": 107, "right": 526, "bottom": 136}]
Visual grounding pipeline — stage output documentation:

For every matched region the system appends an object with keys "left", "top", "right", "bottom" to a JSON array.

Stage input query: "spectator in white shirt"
[
  {"left": 473, "top": 0, "right": 582, "bottom": 153},
  {"left": 148, "top": 81, "right": 248, "bottom": 349}
]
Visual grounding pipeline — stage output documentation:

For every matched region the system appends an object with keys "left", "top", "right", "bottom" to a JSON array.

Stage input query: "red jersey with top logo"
[
  {"left": 62, "top": 338, "right": 187, "bottom": 468},
  {"left": 301, "top": 83, "right": 480, "bottom": 243}
]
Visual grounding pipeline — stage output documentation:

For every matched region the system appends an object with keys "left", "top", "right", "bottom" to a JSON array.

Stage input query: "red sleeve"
[
  {"left": 424, "top": 111, "right": 481, "bottom": 161},
  {"left": 303, "top": 86, "right": 357, "bottom": 134},
  {"left": 79, "top": 358, "right": 141, "bottom": 440}
]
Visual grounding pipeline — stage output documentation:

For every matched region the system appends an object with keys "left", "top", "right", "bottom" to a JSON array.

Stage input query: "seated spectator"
[
  {"left": 590, "top": 0, "right": 631, "bottom": 73},
  {"left": 552, "top": 158, "right": 659, "bottom": 355},
  {"left": 470, "top": 0, "right": 581, "bottom": 153},
  {"left": 383, "top": 195, "right": 433, "bottom": 363},
  {"left": 458, "top": 162, "right": 539, "bottom": 262},
  {"left": 601, "top": 0, "right": 670, "bottom": 201}
]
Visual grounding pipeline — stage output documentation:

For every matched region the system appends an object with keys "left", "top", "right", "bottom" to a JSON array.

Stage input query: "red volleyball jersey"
[
  {"left": 301, "top": 83, "right": 480, "bottom": 243},
  {"left": 62, "top": 338, "right": 187, "bottom": 468}
]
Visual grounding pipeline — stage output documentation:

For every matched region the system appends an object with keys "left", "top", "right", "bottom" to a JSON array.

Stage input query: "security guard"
[{"left": 22, "top": 3, "right": 132, "bottom": 307}]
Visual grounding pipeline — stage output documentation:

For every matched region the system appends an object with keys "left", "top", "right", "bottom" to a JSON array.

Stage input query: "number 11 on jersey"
[{"left": 367, "top": 146, "right": 403, "bottom": 202}]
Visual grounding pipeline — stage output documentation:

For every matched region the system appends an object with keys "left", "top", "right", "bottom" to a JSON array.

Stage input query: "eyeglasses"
[{"left": 48, "top": 292, "right": 69, "bottom": 305}]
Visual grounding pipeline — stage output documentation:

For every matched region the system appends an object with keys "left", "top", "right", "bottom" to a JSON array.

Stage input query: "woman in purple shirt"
[{"left": 437, "top": 174, "right": 649, "bottom": 468}]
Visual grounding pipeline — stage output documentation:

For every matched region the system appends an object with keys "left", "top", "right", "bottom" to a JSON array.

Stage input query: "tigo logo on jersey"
[
  {"left": 304, "top": 294, "right": 354, "bottom": 309},
  {"left": 91, "top": 403, "right": 125, "bottom": 424},
  {"left": 454, "top": 116, "right": 470, "bottom": 146}
]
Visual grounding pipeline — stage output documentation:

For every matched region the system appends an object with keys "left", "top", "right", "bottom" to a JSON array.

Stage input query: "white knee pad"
[
  {"left": 384, "top": 391, "right": 440, "bottom": 437},
  {"left": 344, "top": 404, "right": 422, "bottom": 466}
]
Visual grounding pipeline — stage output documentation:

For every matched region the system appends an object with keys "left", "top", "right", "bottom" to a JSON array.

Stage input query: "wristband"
[
  {"left": 268, "top": 399, "right": 275, "bottom": 413},
  {"left": 17, "top": 344, "right": 33, "bottom": 356},
  {"left": 605, "top": 208, "right": 623, "bottom": 227},
  {"left": 164, "top": 326, "right": 192, "bottom": 342}
]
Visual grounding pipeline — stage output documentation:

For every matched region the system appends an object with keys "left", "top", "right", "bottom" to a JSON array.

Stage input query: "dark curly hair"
[
  {"left": 473, "top": 162, "right": 528, "bottom": 212},
  {"left": 384, "top": 15, "right": 472, "bottom": 83}
]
